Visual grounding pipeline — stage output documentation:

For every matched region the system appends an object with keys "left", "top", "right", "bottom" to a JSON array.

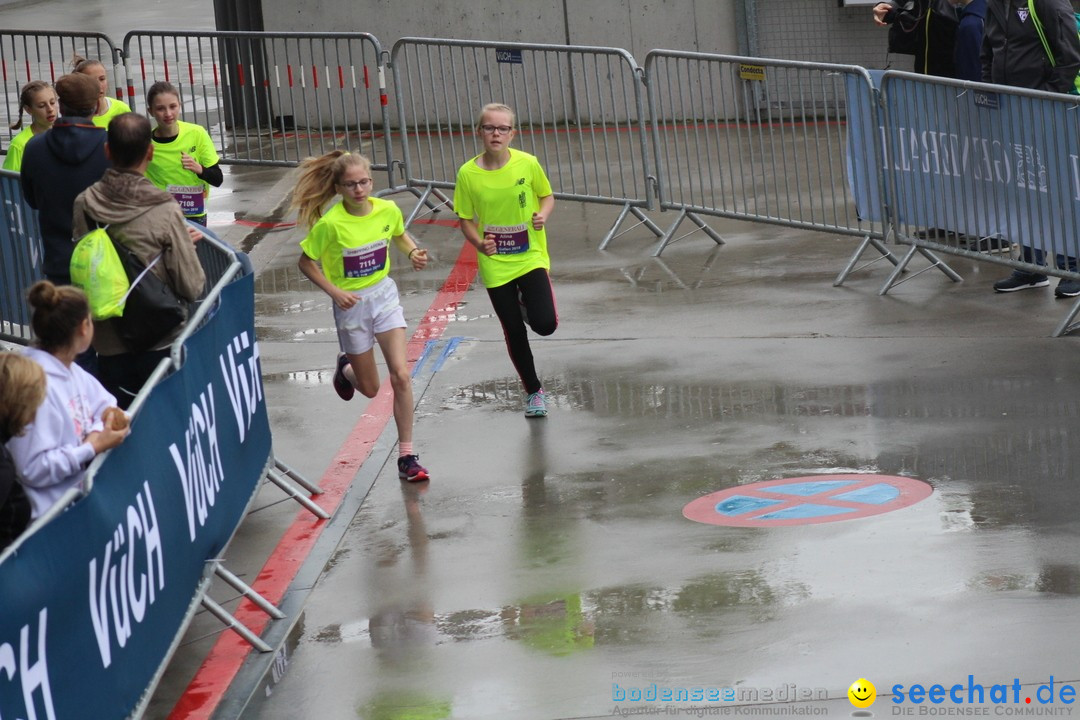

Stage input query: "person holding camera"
[{"left": 873, "top": 0, "right": 960, "bottom": 77}]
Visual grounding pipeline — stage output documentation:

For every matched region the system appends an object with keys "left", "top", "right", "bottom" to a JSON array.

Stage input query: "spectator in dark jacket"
[
  {"left": 20, "top": 72, "right": 108, "bottom": 286},
  {"left": 0, "top": 352, "right": 46, "bottom": 551},
  {"left": 953, "top": 0, "right": 987, "bottom": 81},
  {"left": 874, "top": 0, "right": 960, "bottom": 76},
  {"left": 982, "top": 0, "right": 1080, "bottom": 295},
  {"left": 982, "top": 0, "right": 1080, "bottom": 91}
]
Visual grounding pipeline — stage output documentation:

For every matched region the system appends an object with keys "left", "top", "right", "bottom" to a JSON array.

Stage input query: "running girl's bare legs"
[
  {"left": 343, "top": 348, "right": 380, "bottom": 399},
  {"left": 376, "top": 327, "right": 414, "bottom": 445},
  {"left": 341, "top": 328, "right": 413, "bottom": 444}
]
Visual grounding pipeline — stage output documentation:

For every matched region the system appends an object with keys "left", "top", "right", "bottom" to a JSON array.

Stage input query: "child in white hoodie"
[{"left": 6, "top": 281, "right": 128, "bottom": 519}]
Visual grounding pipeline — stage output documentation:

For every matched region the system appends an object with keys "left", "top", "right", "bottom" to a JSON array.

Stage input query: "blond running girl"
[{"left": 292, "top": 151, "right": 432, "bottom": 482}]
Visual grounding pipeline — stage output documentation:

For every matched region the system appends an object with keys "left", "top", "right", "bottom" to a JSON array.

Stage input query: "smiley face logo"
[{"left": 848, "top": 678, "right": 876, "bottom": 708}]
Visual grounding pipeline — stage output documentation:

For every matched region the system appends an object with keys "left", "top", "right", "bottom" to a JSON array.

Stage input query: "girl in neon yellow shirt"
[
  {"left": 72, "top": 55, "right": 131, "bottom": 129},
  {"left": 3, "top": 81, "right": 57, "bottom": 172},
  {"left": 292, "top": 150, "right": 432, "bottom": 482},
  {"left": 145, "top": 81, "right": 223, "bottom": 227},
  {"left": 455, "top": 103, "right": 557, "bottom": 418}
]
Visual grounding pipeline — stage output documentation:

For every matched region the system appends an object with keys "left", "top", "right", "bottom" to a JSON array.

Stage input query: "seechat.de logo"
[{"left": 849, "top": 678, "right": 877, "bottom": 709}]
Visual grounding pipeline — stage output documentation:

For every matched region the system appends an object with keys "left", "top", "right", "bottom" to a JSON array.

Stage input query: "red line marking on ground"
[
  {"left": 411, "top": 218, "right": 460, "bottom": 228},
  {"left": 167, "top": 244, "right": 479, "bottom": 719},
  {"left": 233, "top": 219, "right": 298, "bottom": 229}
]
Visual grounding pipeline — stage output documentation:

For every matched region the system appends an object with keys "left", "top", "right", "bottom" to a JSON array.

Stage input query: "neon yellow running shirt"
[
  {"left": 90, "top": 97, "right": 131, "bottom": 129},
  {"left": 147, "top": 121, "right": 221, "bottom": 218},
  {"left": 300, "top": 197, "right": 404, "bottom": 292},
  {"left": 3, "top": 127, "right": 34, "bottom": 171},
  {"left": 454, "top": 148, "right": 553, "bottom": 289}
]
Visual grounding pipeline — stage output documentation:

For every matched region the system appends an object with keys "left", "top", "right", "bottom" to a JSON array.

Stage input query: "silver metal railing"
[
  {"left": 876, "top": 71, "right": 1080, "bottom": 336},
  {"left": 121, "top": 30, "right": 394, "bottom": 177},
  {"left": 0, "top": 30, "right": 121, "bottom": 141},
  {"left": 643, "top": 51, "right": 893, "bottom": 266},
  {"left": 388, "top": 37, "right": 661, "bottom": 244},
  {"left": 0, "top": 170, "right": 42, "bottom": 344}
]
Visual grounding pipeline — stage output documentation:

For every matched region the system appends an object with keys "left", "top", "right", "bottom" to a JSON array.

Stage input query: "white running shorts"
[{"left": 333, "top": 276, "right": 407, "bottom": 355}]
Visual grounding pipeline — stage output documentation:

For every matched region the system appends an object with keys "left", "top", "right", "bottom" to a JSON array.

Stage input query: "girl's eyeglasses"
[
  {"left": 481, "top": 124, "right": 513, "bottom": 135},
  {"left": 339, "top": 178, "right": 373, "bottom": 190}
]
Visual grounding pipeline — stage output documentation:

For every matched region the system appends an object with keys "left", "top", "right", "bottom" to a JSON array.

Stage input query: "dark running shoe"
[
  {"left": 993, "top": 271, "right": 1049, "bottom": 293},
  {"left": 964, "top": 236, "right": 1012, "bottom": 253},
  {"left": 398, "top": 454, "right": 429, "bottom": 482},
  {"left": 333, "top": 354, "right": 354, "bottom": 401},
  {"left": 1055, "top": 279, "right": 1080, "bottom": 298}
]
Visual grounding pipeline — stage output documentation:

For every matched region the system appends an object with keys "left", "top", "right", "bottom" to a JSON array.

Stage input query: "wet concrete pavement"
[
  {"left": 148, "top": 176, "right": 1080, "bottom": 718},
  {"left": 7, "top": 2, "right": 1080, "bottom": 716}
]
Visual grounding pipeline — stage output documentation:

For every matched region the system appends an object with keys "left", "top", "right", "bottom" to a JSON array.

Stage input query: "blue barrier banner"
[
  {"left": 0, "top": 170, "right": 43, "bottom": 337},
  {"left": 847, "top": 71, "right": 1080, "bottom": 260},
  {"left": 845, "top": 70, "right": 883, "bottom": 223},
  {"left": 0, "top": 273, "right": 270, "bottom": 719},
  {"left": 881, "top": 74, "right": 1080, "bottom": 258}
]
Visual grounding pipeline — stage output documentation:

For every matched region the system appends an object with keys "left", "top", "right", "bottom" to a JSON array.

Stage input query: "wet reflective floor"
[
  {"left": 215, "top": 196, "right": 1080, "bottom": 719},
  {"left": 8, "top": 1, "right": 1080, "bottom": 714}
]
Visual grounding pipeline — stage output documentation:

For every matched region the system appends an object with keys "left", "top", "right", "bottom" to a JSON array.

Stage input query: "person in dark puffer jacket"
[{"left": 20, "top": 73, "right": 108, "bottom": 286}]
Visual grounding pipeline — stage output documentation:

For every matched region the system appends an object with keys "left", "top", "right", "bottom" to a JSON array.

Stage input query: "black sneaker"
[
  {"left": 397, "top": 454, "right": 429, "bottom": 482},
  {"left": 964, "top": 236, "right": 1011, "bottom": 253},
  {"left": 993, "top": 271, "right": 1049, "bottom": 293},
  {"left": 333, "top": 354, "right": 354, "bottom": 401},
  {"left": 1055, "top": 279, "right": 1080, "bottom": 298}
]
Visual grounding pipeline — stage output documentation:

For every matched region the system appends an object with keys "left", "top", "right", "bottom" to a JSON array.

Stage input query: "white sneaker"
[{"left": 525, "top": 389, "right": 547, "bottom": 417}]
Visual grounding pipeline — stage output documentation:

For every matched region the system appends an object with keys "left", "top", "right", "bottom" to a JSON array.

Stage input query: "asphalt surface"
[{"left": 143, "top": 164, "right": 1080, "bottom": 719}]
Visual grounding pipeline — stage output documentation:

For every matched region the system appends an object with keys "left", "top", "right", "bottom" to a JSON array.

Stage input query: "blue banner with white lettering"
[
  {"left": 844, "top": 70, "right": 883, "bottom": 224},
  {"left": 0, "top": 170, "right": 43, "bottom": 340},
  {"left": 847, "top": 71, "right": 1080, "bottom": 260},
  {"left": 0, "top": 273, "right": 271, "bottom": 719}
]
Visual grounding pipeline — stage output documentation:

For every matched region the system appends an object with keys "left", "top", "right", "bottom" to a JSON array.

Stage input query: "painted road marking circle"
[{"left": 683, "top": 474, "right": 933, "bottom": 527}]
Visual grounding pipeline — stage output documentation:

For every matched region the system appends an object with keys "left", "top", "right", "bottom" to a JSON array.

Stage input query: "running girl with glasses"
[
  {"left": 455, "top": 103, "right": 557, "bottom": 418},
  {"left": 292, "top": 150, "right": 432, "bottom": 482}
]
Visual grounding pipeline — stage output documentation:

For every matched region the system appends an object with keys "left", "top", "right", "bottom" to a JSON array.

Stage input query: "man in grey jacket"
[
  {"left": 72, "top": 112, "right": 206, "bottom": 407},
  {"left": 982, "top": 0, "right": 1080, "bottom": 295}
]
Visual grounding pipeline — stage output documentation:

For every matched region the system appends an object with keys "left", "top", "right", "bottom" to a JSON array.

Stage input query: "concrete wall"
[{"left": 259, "top": 0, "right": 740, "bottom": 62}]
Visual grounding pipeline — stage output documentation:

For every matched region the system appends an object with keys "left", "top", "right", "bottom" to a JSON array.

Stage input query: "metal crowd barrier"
[
  {"left": 0, "top": 170, "right": 42, "bottom": 344},
  {"left": 121, "top": 30, "right": 394, "bottom": 175},
  {"left": 388, "top": 37, "right": 661, "bottom": 244},
  {"left": 877, "top": 71, "right": 1080, "bottom": 336},
  {"left": 1, "top": 226, "right": 323, "bottom": 720},
  {"left": 643, "top": 51, "right": 892, "bottom": 266},
  {"left": 0, "top": 30, "right": 121, "bottom": 134}
]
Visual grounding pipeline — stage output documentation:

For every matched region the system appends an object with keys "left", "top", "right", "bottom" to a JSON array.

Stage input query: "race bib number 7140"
[{"left": 487, "top": 223, "right": 530, "bottom": 255}]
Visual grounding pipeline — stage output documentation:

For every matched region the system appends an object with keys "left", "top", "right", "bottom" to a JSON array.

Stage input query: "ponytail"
[
  {"left": 27, "top": 281, "right": 90, "bottom": 353},
  {"left": 10, "top": 80, "right": 52, "bottom": 131},
  {"left": 71, "top": 54, "right": 103, "bottom": 74},
  {"left": 291, "top": 150, "right": 370, "bottom": 229}
]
